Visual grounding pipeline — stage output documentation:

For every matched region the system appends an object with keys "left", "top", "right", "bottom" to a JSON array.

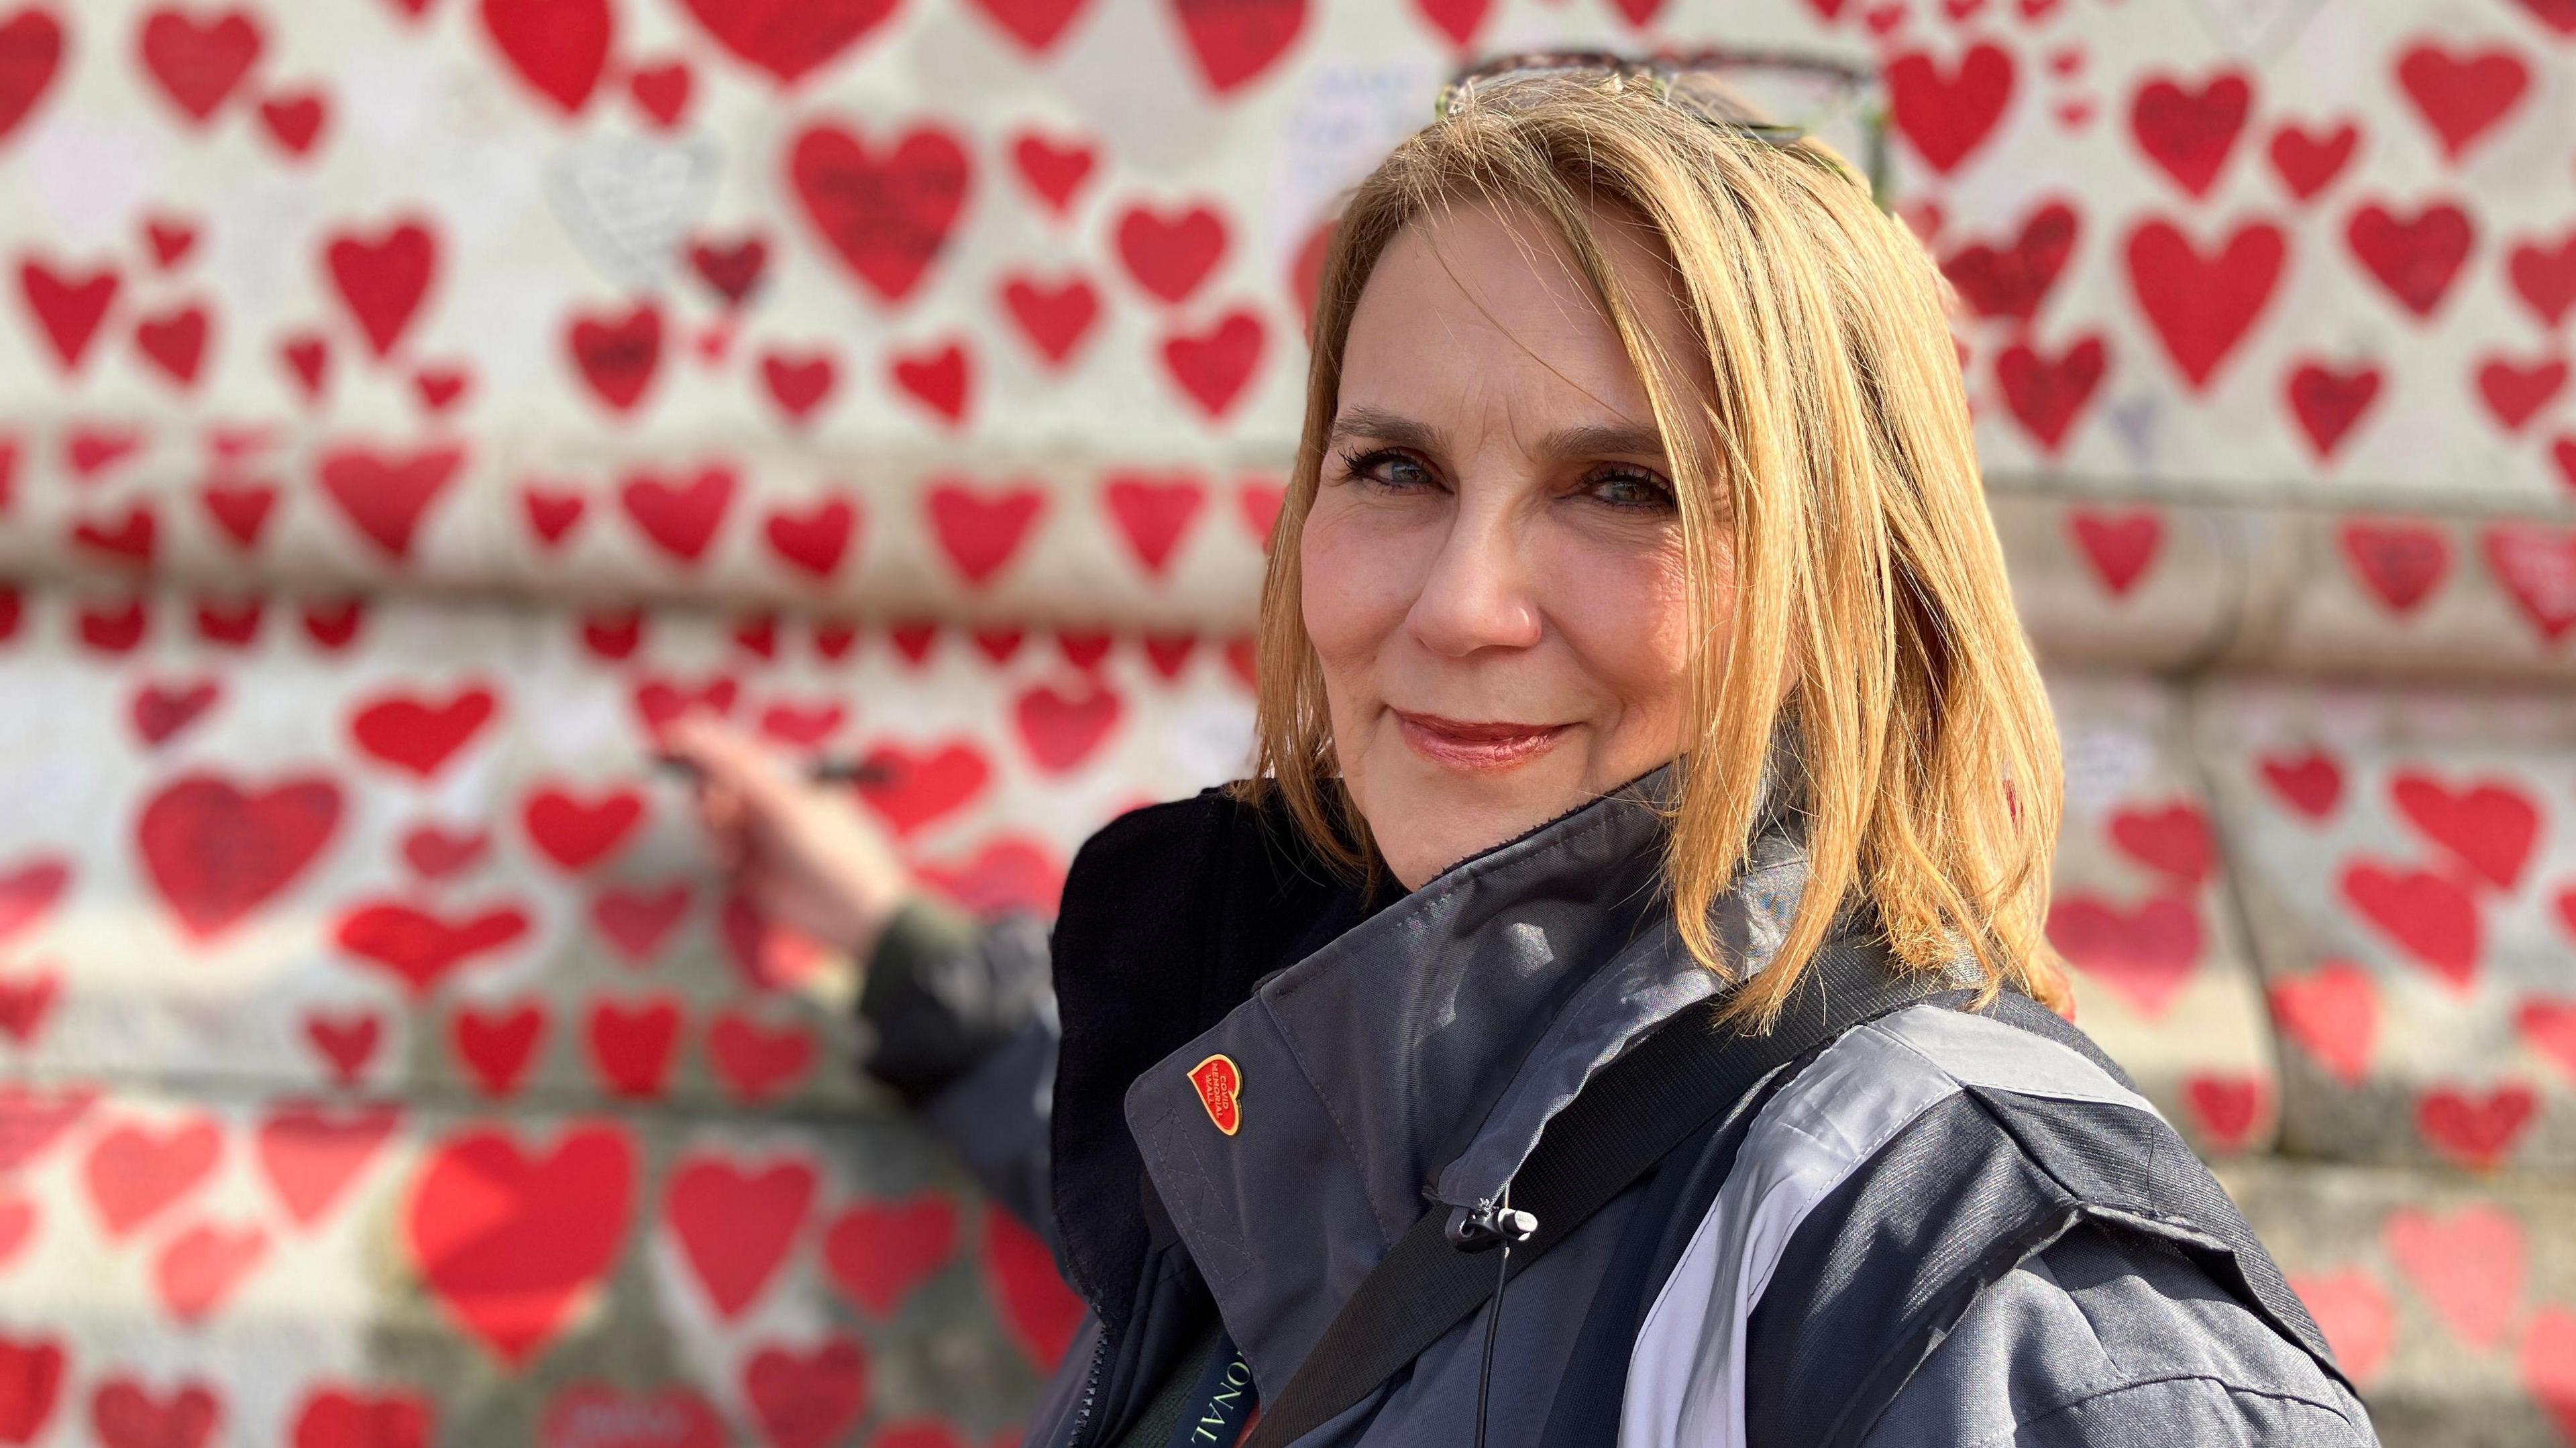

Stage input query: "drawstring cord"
[{"left": 1472, "top": 1183, "right": 1516, "bottom": 1448}]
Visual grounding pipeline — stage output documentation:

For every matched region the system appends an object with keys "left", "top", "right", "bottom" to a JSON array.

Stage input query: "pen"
[{"left": 653, "top": 753, "right": 895, "bottom": 786}]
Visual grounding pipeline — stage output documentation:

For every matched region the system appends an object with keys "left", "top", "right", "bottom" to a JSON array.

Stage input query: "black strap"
[{"left": 1241, "top": 932, "right": 1968, "bottom": 1448}]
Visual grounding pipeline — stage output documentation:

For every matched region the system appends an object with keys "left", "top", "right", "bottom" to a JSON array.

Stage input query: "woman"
[{"left": 669, "top": 62, "right": 2377, "bottom": 1448}]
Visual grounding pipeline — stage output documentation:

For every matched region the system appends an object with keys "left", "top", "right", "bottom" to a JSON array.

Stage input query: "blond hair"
[{"left": 1230, "top": 69, "right": 2069, "bottom": 1023}]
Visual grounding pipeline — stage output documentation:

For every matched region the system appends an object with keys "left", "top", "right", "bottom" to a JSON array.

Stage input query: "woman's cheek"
[
  {"left": 1298, "top": 501, "right": 1419, "bottom": 669},
  {"left": 1540, "top": 531, "right": 1697, "bottom": 702}
]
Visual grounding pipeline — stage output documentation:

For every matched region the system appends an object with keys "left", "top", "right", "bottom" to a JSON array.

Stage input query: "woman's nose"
[{"left": 1403, "top": 504, "right": 1542, "bottom": 657}]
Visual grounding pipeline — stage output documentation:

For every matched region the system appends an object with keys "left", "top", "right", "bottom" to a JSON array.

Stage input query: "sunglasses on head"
[{"left": 1434, "top": 48, "right": 1892, "bottom": 207}]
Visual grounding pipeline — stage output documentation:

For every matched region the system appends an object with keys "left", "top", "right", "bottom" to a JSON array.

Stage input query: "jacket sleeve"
[
  {"left": 856, "top": 894, "right": 1062, "bottom": 1255},
  {"left": 1858, "top": 1224, "right": 2380, "bottom": 1448}
]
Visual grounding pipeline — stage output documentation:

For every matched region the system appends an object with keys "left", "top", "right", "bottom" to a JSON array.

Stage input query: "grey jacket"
[{"left": 857, "top": 762, "right": 2378, "bottom": 1447}]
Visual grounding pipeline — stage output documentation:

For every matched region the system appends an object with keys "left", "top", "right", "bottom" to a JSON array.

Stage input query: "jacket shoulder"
[{"left": 1621, "top": 1001, "right": 2355, "bottom": 1448}]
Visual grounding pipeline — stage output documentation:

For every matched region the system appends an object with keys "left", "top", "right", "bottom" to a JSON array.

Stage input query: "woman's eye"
[
  {"left": 1344, "top": 449, "right": 1436, "bottom": 492},
  {"left": 1586, "top": 468, "right": 1677, "bottom": 512}
]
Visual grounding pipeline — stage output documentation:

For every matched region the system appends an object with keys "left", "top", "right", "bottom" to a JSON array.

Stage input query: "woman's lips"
[{"left": 1393, "top": 710, "right": 1571, "bottom": 770}]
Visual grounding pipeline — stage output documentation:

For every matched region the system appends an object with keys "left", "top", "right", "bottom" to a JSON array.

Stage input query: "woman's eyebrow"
[
  {"left": 1533, "top": 422, "right": 1668, "bottom": 461},
  {"left": 1326, "top": 406, "right": 1446, "bottom": 454}
]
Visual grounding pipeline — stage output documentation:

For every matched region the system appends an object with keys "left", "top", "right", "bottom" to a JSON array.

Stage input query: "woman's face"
[{"left": 1301, "top": 199, "right": 1723, "bottom": 891}]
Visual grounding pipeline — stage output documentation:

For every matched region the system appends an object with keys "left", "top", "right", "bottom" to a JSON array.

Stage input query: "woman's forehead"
[{"left": 1337, "top": 200, "right": 1689, "bottom": 441}]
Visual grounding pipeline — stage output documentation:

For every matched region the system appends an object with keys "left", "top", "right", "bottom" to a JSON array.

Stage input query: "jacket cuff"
[{"left": 857, "top": 894, "right": 1049, "bottom": 1104}]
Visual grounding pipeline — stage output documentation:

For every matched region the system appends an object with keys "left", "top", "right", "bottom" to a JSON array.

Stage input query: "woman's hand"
[{"left": 661, "top": 713, "right": 916, "bottom": 965}]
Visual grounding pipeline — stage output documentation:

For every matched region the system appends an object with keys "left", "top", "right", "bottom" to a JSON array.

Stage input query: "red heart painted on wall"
[
  {"left": 133, "top": 303, "right": 208, "bottom": 387},
  {"left": 926, "top": 480, "right": 1044, "bottom": 586},
  {"left": 983, "top": 1209, "right": 1083, "bottom": 1368},
  {"left": 1161, "top": 309, "right": 1265, "bottom": 418},
  {"left": 523, "top": 785, "right": 647, "bottom": 871},
  {"left": 763, "top": 495, "right": 857, "bottom": 577},
  {"left": 476, "top": 0, "right": 610, "bottom": 115},
  {"left": 2339, "top": 860, "right": 2480, "bottom": 991},
  {"left": 2065, "top": 507, "right": 2162, "bottom": 596},
  {"left": 1171, "top": 0, "right": 1307, "bottom": 95},
  {"left": 2044, "top": 892, "right": 2204, "bottom": 1019},
  {"left": 349, "top": 685, "right": 497, "bottom": 779},
  {"left": 1103, "top": 473, "right": 1207, "bottom": 575},
  {"left": 318, "top": 443, "right": 466, "bottom": 561},
  {"left": 2284, "top": 361, "right": 2380, "bottom": 460},
  {"left": 400, "top": 823, "right": 489, "bottom": 881},
  {"left": 1000, "top": 273, "right": 1099, "bottom": 366},
  {"left": 153, "top": 1219, "right": 268, "bottom": 1323},
  {"left": 676, "top": 0, "right": 895, "bottom": 84},
  {"left": 2524, "top": 1314, "right": 2576, "bottom": 1446},
  {"left": 2265, "top": 960, "right": 2377, "bottom": 1085},
  {"left": 568, "top": 301, "right": 661, "bottom": 414},
  {"left": 665, "top": 1153, "right": 815, "bottom": 1319},
  {"left": 1010, "top": 132, "right": 1096, "bottom": 215},
  {"left": 2506, "top": 230, "right": 2576, "bottom": 329},
  {"left": 918, "top": 836, "right": 1065, "bottom": 917},
  {"left": 303, "top": 1009, "right": 381, "bottom": 1087},
  {"left": 17, "top": 256, "right": 119, "bottom": 372},
  {"left": 258, "top": 87, "right": 326, "bottom": 156},
  {"left": 1116, "top": 203, "right": 1228, "bottom": 304},
  {"left": 131, "top": 677, "right": 218, "bottom": 747},
  {"left": 759, "top": 349, "right": 837, "bottom": 425},
  {"left": 822, "top": 1194, "right": 957, "bottom": 1316},
  {"left": 0, "top": 1082, "right": 93, "bottom": 1174},
  {"left": 323, "top": 218, "right": 437, "bottom": 357},
  {"left": 2339, "top": 519, "right": 2449, "bottom": 614},
  {"left": 194, "top": 596, "right": 263, "bottom": 647},
  {"left": 619, "top": 465, "right": 735, "bottom": 563},
  {"left": 2385, "top": 1204, "right": 2524, "bottom": 1349},
  {"left": 452, "top": 1001, "right": 547, "bottom": 1097},
  {"left": 2473, "top": 353, "right": 2567, "bottom": 433},
  {"left": 1885, "top": 42, "right": 2015, "bottom": 175},
  {"left": 406, "top": 1121, "right": 635, "bottom": 1368},
  {"left": 1995, "top": 335, "right": 2105, "bottom": 454},
  {"left": 2129, "top": 69, "right": 2250, "bottom": 199},
  {"left": 591, "top": 882, "right": 690, "bottom": 964},
  {"left": 138, "top": 6, "right": 263, "bottom": 124},
  {"left": 521, "top": 485, "right": 586, "bottom": 547},
  {"left": 138, "top": 774, "right": 342, "bottom": 941},
  {"left": 2106, "top": 802, "right": 2214, "bottom": 886},
  {"left": 585, "top": 995, "right": 681, "bottom": 1099},
  {"left": 743, "top": 1337, "right": 869, "bottom": 1448},
  {"left": 2289, "top": 1270, "right": 2392, "bottom": 1387},
  {"left": 2266, "top": 120, "right": 2358, "bottom": 203},
  {"left": 91, "top": 1378, "right": 220, "bottom": 1448},
  {"left": 790, "top": 123, "right": 971, "bottom": 304},
  {"left": 1941, "top": 200, "right": 2076, "bottom": 322},
  {"left": 0, "top": 1333, "right": 60, "bottom": 1442},
  {"left": 201, "top": 482, "right": 278, "bottom": 549},
  {"left": 2416, "top": 1083, "right": 2535, "bottom": 1170},
  {"left": 854, "top": 741, "right": 991, "bottom": 836},
  {"left": 707, "top": 1011, "right": 813, "bottom": 1102},
  {"left": 2181, "top": 1074, "right": 2267, "bottom": 1152},
  {"left": 631, "top": 675, "right": 738, "bottom": 734},
  {"left": 891, "top": 341, "right": 971, "bottom": 423},
  {"left": 2520, "top": 997, "right": 2576, "bottom": 1081},
  {"left": 969, "top": 0, "right": 1093, "bottom": 52},
  {"left": 0, "top": 857, "right": 66, "bottom": 949},
  {"left": 2389, "top": 772, "right": 2540, "bottom": 891},
  {"left": 335, "top": 900, "right": 531, "bottom": 995},
  {"left": 625, "top": 58, "right": 689, "bottom": 129},
  {"left": 688, "top": 234, "right": 767, "bottom": 308},
  {"left": 83, "top": 1115, "right": 221, "bottom": 1238},
  {"left": 292, "top": 1388, "right": 432, "bottom": 1448},
  {"left": 1015, "top": 683, "right": 1123, "bottom": 773},
  {"left": 2394, "top": 42, "right": 2528, "bottom": 163},
  {"left": 2124, "top": 218, "right": 2285, "bottom": 390},
  {"left": 0, "top": 9, "right": 62, "bottom": 146},
  {"left": 2484, "top": 522, "right": 2576, "bottom": 642},
  {"left": 0, "top": 966, "right": 56, "bottom": 1046}
]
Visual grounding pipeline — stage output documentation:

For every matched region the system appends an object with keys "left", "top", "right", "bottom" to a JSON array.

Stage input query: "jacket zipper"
[{"left": 1061, "top": 1325, "right": 1112, "bottom": 1448}]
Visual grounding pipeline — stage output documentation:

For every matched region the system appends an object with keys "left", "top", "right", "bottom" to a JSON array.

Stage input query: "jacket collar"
[{"left": 1120, "top": 748, "right": 1813, "bottom": 1388}]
